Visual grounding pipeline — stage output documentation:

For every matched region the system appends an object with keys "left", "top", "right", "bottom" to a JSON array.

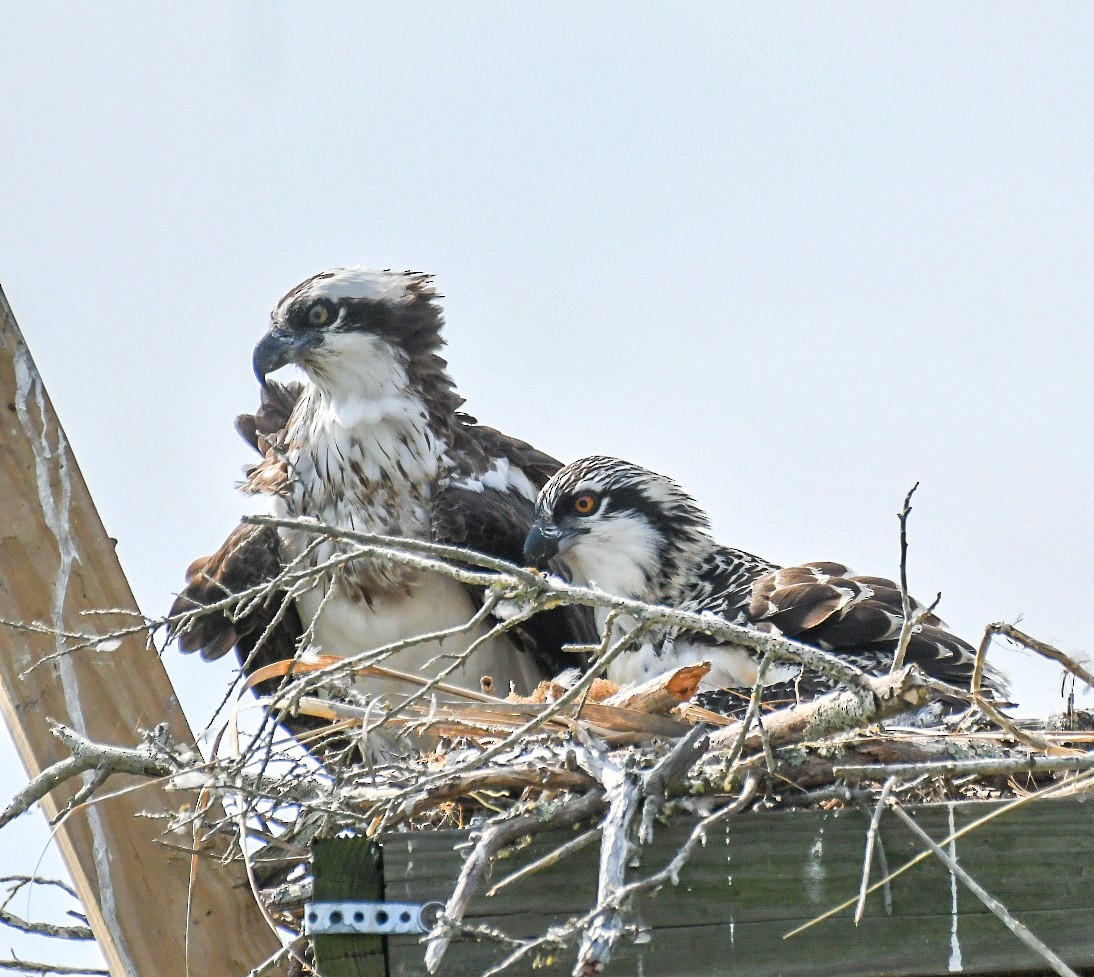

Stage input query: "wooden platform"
[{"left": 313, "top": 794, "right": 1094, "bottom": 977}]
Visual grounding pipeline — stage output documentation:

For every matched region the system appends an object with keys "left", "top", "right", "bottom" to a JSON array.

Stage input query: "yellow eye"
[
  {"left": 573, "top": 494, "right": 597, "bottom": 515},
  {"left": 308, "top": 302, "right": 331, "bottom": 327}
]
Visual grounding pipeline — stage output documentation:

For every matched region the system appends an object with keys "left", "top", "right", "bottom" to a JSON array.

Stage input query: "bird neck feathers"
[
  {"left": 566, "top": 514, "right": 718, "bottom": 608},
  {"left": 657, "top": 529, "right": 721, "bottom": 605},
  {"left": 564, "top": 516, "right": 665, "bottom": 603},
  {"left": 246, "top": 337, "right": 459, "bottom": 598},
  {"left": 285, "top": 378, "right": 450, "bottom": 524}
]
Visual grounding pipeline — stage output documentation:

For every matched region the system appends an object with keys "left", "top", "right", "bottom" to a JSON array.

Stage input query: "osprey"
[
  {"left": 524, "top": 456, "right": 1007, "bottom": 699},
  {"left": 171, "top": 268, "right": 588, "bottom": 739}
]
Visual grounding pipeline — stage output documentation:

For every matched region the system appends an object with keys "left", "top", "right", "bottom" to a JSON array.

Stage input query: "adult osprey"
[
  {"left": 171, "top": 268, "right": 587, "bottom": 736},
  {"left": 524, "top": 456, "right": 1007, "bottom": 699}
]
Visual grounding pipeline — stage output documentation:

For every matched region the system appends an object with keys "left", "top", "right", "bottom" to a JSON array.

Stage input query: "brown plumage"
[{"left": 171, "top": 269, "right": 593, "bottom": 750}]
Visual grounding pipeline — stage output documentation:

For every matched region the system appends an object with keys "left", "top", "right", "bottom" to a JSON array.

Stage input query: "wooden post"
[
  {"left": 312, "top": 838, "right": 387, "bottom": 977},
  {"left": 0, "top": 286, "right": 282, "bottom": 976}
]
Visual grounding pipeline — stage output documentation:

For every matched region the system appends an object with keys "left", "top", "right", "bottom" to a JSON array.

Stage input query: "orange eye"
[{"left": 573, "top": 494, "right": 597, "bottom": 515}]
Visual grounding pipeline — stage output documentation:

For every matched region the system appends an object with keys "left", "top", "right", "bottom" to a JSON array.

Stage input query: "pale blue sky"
[{"left": 1, "top": 4, "right": 1092, "bottom": 970}]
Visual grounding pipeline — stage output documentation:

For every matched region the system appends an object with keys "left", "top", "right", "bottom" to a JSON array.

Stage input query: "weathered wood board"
[
  {"left": 362, "top": 795, "right": 1094, "bottom": 977},
  {"left": 0, "top": 286, "right": 280, "bottom": 976}
]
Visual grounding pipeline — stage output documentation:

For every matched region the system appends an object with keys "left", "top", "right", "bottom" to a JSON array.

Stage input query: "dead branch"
[
  {"left": 486, "top": 825, "right": 601, "bottom": 898},
  {"left": 245, "top": 515, "right": 876, "bottom": 693},
  {"left": 0, "top": 876, "right": 79, "bottom": 906},
  {"left": 708, "top": 665, "right": 935, "bottom": 756},
  {"left": 0, "top": 962, "right": 108, "bottom": 976},
  {"left": 6, "top": 515, "right": 1089, "bottom": 977},
  {"left": 483, "top": 777, "right": 759, "bottom": 977},
  {"left": 424, "top": 789, "right": 608, "bottom": 973},
  {"left": 0, "top": 724, "right": 178, "bottom": 831},
  {"left": 576, "top": 762, "right": 642, "bottom": 976},
  {"left": 387, "top": 763, "right": 597, "bottom": 827},
  {"left": 972, "top": 624, "right": 1066, "bottom": 754},
  {"left": 397, "top": 620, "right": 655, "bottom": 806},
  {"left": 752, "top": 734, "right": 1007, "bottom": 792},
  {"left": 567, "top": 727, "right": 711, "bottom": 973},
  {"left": 603, "top": 662, "right": 710, "bottom": 715},
  {"left": 0, "top": 906, "right": 93, "bottom": 941},
  {"left": 854, "top": 776, "right": 895, "bottom": 925},
  {"left": 890, "top": 482, "right": 919, "bottom": 675},
  {"left": 986, "top": 622, "right": 1094, "bottom": 690},
  {"left": 639, "top": 725, "right": 709, "bottom": 845},
  {"left": 835, "top": 751, "right": 1094, "bottom": 782},
  {"left": 717, "top": 651, "right": 775, "bottom": 778}
]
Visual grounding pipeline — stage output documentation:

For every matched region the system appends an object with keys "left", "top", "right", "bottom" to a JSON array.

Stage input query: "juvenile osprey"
[
  {"left": 524, "top": 456, "right": 1006, "bottom": 699},
  {"left": 171, "top": 268, "right": 588, "bottom": 734}
]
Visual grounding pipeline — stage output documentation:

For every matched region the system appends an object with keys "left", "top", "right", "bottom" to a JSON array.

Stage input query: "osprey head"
[
  {"left": 524, "top": 456, "right": 713, "bottom": 601},
  {"left": 253, "top": 268, "right": 455, "bottom": 409}
]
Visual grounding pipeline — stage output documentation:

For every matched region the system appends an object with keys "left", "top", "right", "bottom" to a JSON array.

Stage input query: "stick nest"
[{"left": 5, "top": 522, "right": 1093, "bottom": 977}]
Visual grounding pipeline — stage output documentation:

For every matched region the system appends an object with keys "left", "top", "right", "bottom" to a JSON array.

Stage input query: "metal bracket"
[{"left": 305, "top": 900, "right": 443, "bottom": 935}]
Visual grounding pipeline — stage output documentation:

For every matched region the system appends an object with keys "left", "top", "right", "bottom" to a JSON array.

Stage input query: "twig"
[
  {"left": 8, "top": 517, "right": 1086, "bottom": 975},
  {"left": 389, "top": 764, "right": 596, "bottom": 827},
  {"left": 486, "top": 826, "right": 601, "bottom": 898},
  {"left": 249, "top": 516, "right": 875, "bottom": 693},
  {"left": 639, "top": 726, "right": 709, "bottom": 845},
  {"left": 396, "top": 620, "right": 653, "bottom": 805},
  {"left": 854, "top": 776, "right": 895, "bottom": 925},
  {"left": 972, "top": 624, "right": 1062, "bottom": 753},
  {"left": 890, "top": 483, "right": 919, "bottom": 675},
  {"left": 225, "top": 724, "right": 312, "bottom": 975},
  {"left": 604, "top": 662, "right": 710, "bottom": 715},
  {"left": 0, "top": 725, "right": 176, "bottom": 831},
  {"left": 0, "top": 876, "right": 79, "bottom": 908},
  {"left": 0, "top": 963, "right": 108, "bottom": 976},
  {"left": 720, "top": 652, "right": 775, "bottom": 778},
  {"left": 835, "top": 752, "right": 1094, "bottom": 781},
  {"left": 886, "top": 485, "right": 944, "bottom": 686},
  {"left": 244, "top": 934, "right": 309, "bottom": 977},
  {"left": 888, "top": 802, "right": 1080, "bottom": 977},
  {"left": 245, "top": 515, "right": 548, "bottom": 588},
  {"left": 483, "top": 777, "right": 759, "bottom": 977},
  {"left": 575, "top": 764, "right": 643, "bottom": 975},
  {"left": 984, "top": 622, "right": 1094, "bottom": 690},
  {"left": 873, "top": 829, "right": 893, "bottom": 915},
  {"left": 424, "top": 789, "right": 607, "bottom": 973},
  {"left": 259, "top": 877, "right": 312, "bottom": 911},
  {"left": 0, "top": 906, "right": 93, "bottom": 941}
]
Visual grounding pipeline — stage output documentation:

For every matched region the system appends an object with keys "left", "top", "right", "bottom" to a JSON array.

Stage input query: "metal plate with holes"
[{"left": 305, "top": 900, "right": 442, "bottom": 936}]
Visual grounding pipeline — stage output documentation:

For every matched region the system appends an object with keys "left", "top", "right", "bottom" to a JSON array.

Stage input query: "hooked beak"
[
  {"left": 523, "top": 521, "right": 563, "bottom": 569},
  {"left": 252, "top": 328, "right": 319, "bottom": 387}
]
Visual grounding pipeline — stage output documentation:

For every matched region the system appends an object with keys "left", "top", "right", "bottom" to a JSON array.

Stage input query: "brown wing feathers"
[
  {"left": 170, "top": 381, "right": 304, "bottom": 672},
  {"left": 750, "top": 563, "right": 938, "bottom": 644},
  {"left": 235, "top": 379, "right": 301, "bottom": 455},
  {"left": 746, "top": 560, "right": 990, "bottom": 690},
  {"left": 169, "top": 523, "right": 296, "bottom": 661}
]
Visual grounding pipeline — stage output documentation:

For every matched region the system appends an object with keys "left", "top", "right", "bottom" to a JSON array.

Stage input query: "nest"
[{"left": 7, "top": 521, "right": 1094, "bottom": 977}]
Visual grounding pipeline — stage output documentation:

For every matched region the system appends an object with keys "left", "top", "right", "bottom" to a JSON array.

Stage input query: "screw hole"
[
  {"left": 307, "top": 912, "right": 318, "bottom": 923},
  {"left": 400, "top": 911, "right": 411, "bottom": 923},
  {"left": 376, "top": 910, "right": 389, "bottom": 925},
  {"left": 330, "top": 911, "right": 343, "bottom": 925},
  {"left": 353, "top": 911, "right": 364, "bottom": 922}
]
